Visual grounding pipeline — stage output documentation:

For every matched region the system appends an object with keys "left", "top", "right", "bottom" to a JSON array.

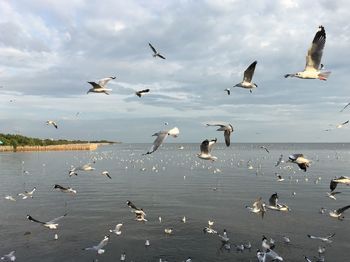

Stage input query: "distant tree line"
[{"left": 0, "top": 133, "right": 116, "bottom": 149}]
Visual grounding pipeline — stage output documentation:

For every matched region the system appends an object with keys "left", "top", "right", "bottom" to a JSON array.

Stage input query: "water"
[{"left": 1, "top": 143, "right": 350, "bottom": 261}]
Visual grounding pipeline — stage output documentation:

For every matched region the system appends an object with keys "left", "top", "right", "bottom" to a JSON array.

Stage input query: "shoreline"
[{"left": 0, "top": 143, "right": 109, "bottom": 152}]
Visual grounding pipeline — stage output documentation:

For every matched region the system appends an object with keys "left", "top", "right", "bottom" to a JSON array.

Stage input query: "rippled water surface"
[{"left": 1, "top": 143, "right": 350, "bottom": 261}]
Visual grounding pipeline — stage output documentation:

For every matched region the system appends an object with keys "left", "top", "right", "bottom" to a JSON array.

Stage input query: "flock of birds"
[{"left": 1, "top": 24, "right": 350, "bottom": 262}]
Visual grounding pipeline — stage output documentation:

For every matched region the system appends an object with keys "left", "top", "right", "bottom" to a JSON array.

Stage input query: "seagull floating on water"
[
  {"left": 143, "top": 127, "right": 179, "bottom": 155},
  {"left": 148, "top": 43, "right": 166, "bottom": 59},
  {"left": 26, "top": 213, "right": 67, "bottom": 229},
  {"left": 87, "top": 77, "right": 115, "bottom": 95},
  {"left": 284, "top": 26, "right": 330, "bottom": 80},
  {"left": 234, "top": 61, "right": 258, "bottom": 93},
  {"left": 206, "top": 123, "right": 233, "bottom": 146},
  {"left": 197, "top": 138, "right": 218, "bottom": 161},
  {"left": 83, "top": 235, "right": 110, "bottom": 254},
  {"left": 46, "top": 120, "right": 58, "bottom": 129},
  {"left": 109, "top": 224, "right": 123, "bottom": 235}
]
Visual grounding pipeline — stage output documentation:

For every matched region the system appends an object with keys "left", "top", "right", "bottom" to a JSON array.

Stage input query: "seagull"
[
  {"left": 164, "top": 228, "right": 173, "bottom": 235},
  {"left": 182, "top": 216, "right": 186, "bottom": 223},
  {"left": 126, "top": 200, "right": 139, "bottom": 210},
  {"left": 283, "top": 236, "right": 290, "bottom": 244},
  {"left": 1, "top": 251, "right": 15, "bottom": 261},
  {"left": 266, "top": 193, "right": 290, "bottom": 211},
  {"left": 101, "top": 171, "right": 112, "bottom": 179},
  {"left": 265, "top": 249, "right": 283, "bottom": 261},
  {"left": 197, "top": 138, "right": 218, "bottom": 161},
  {"left": 307, "top": 233, "right": 335, "bottom": 243},
  {"left": 326, "top": 191, "right": 341, "bottom": 200},
  {"left": 26, "top": 213, "right": 67, "bottom": 229},
  {"left": 203, "top": 220, "right": 217, "bottom": 234},
  {"left": 262, "top": 235, "right": 275, "bottom": 250},
  {"left": 336, "top": 120, "right": 349, "bottom": 128},
  {"left": 340, "top": 102, "right": 350, "bottom": 112},
  {"left": 218, "top": 229, "right": 229, "bottom": 243},
  {"left": 260, "top": 146, "right": 269, "bottom": 153},
  {"left": 330, "top": 176, "right": 350, "bottom": 191},
  {"left": 126, "top": 200, "right": 147, "bottom": 221},
  {"left": 18, "top": 187, "right": 36, "bottom": 199},
  {"left": 53, "top": 184, "right": 77, "bottom": 194},
  {"left": 148, "top": 43, "right": 166, "bottom": 59},
  {"left": 46, "top": 120, "right": 58, "bottom": 129},
  {"left": 276, "top": 174, "right": 284, "bottom": 182},
  {"left": 143, "top": 127, "right": 179, "bottom": 155},
  {"left": 318, "top": 246, "right": 326, "bottom": 255},
  {"left": 87, "top": 76, "right": 115, "bottom": 95},
  {"left": 234, "top": 61, "right": 258, "bottom": 93},
  {"left": 4, "top": 195, "right": 16, "bottom": 201},
  {"left": 83, "top": 235, "right": 110, "bottom": 254},
  {"left": 245, "top": 197, "right": 266, "bottom": 218},
  {"left": 145, "top": 240, "right": 150, "bottom": 246},
  {"left": 224, "top": 88, "right": 230, "bottom": 95},
  {"left": 109, "top": 224, "right": 123, "bottom": 235},
  {"left": 284, "top": 26, "right": 331, "bottom": 80},
  {"left": 206, "top": 123, "right": 234, "bottom": 146},
  {"left": 329, "top": 205, "right": 350, "bottom": 220},
  {"left": 275, "top": 154, "right": 283, "bottom": 167},
  {"left": 288, "top": 154, "right": 310, "bottom": 172},
  {"left": 69, "top": 164, "right": 95, "bottom": 176},
  {"left": 135, "top": 89, "right": 150, "bottom": 97}
]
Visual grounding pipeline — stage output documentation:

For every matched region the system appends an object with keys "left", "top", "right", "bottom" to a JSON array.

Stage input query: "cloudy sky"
[{"left": 0, "top": 0, "right": 349, "bottom": 143}]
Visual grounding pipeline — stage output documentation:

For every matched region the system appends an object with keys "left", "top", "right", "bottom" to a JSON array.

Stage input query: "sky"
[{"left": 0, "top": 0, "right": 349, "bottom": 143}]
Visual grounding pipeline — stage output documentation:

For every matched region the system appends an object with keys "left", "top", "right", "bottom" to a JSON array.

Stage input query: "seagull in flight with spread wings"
[
  {"left": 83, "top": 235, "right": 110, "bottom": 254},
  {"left": 143, "top": 127, "right": 179, "bottom": 155},
  {"left": 135, "top": 89, "right": 150, "bottom": 97},
  {"left": 149, "top": 43, "right": 166, "bottom": 59},
  {"left": 206, "top": 123, "right": 233, "bottom": 146},
  {"left": 285, "top": 26, "right": 331, "bottom": 80},
  {"left": 234, "top": 61, "right": 258, "bottom": 93},
  {"left": 87, "top": 76, "right": 115, "bottom": 95},
  {"left": 46, "top": 120, "right": 58, "bottom": 129},
  {"left": 26, "top": 213, "right": 67, "bottom": 229}
]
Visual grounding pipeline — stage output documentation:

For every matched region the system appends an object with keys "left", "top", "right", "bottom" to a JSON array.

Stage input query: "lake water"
[{"left": 1, "top": 143, "right": 350, "bottom": 261}]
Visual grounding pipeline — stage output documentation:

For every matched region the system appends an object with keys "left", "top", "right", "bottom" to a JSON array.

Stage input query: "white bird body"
[
  {"left": 234, "top": 61, "right": 258, "bottom": 93},
  {"left": 197, "top": 138, "right": 218, "bottom": 161},
  {"left": 5, "top": 195, "right": 16, "bottom": 201},
  {"left": 1, "top": 251, "right": 16, "bottom": 261},
  {"left": 109, "top": 224, "right": 123, "bottom": 235},
  {"left": 83, "top": 235, "right": 110, "bottom": 255},
  {"left": 87, "top": 77, "right": 115, "bottom": 95}
]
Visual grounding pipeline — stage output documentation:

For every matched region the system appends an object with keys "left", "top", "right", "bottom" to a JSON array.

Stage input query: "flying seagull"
[
  {"left": 260, "top": 146, "right": 270, "bottom": 153},
  {"left": 245, "top": 197, "right": 266, "bottom": 218},
  {"left": 4, "top": 195, "right": 16, "bottom": 201},
  {"left": 197, "top": 138, "right": 218, "bottom": 161},
  {"left": 206, "top": 123, "right": 233, "bottom": 146},
  {"left": 46, "top": 120, "right": 58, "bottom": 129},
  {"left": 53, "top": 184, "right": 77, "bottom": 194},
  {"left": 285, "top": 26, "right": 331, "bottom": 80},
  {"left": 101, "top": 171, "right": 112, "bottom": 179},
  {"left": 336, "top": 120, "right": 349, "bottom": 128},
  {"left": 148, "top": 43, "right": 166, "bottom": 59},
  {"left": 288, "top": 154, "right": 310, "bottom": 172},
  {"left": 330, "top": 176, "right": 350, "bottom": 191},
  {"left": 340, "top": 102, "right": 350, "bottom": 112},
  {"left": 224, "top": 88, "right": 230, "bottom": 95},
  {"left": 307, "top": 233, "right": 335, "bottom": 243},
  {"left": 135, "top": 89, "right": 150, "bottom": 97},
  {"left": 109, "top": 224, "right": 123, "bottom": 235},
  {"left": 26, "top": 213, "right": 67, "bottom": 229},
  {"left": 329, "top": 205, "right": 350, "bottom": 220},
  {"left": 326, "top": 191, "right": 341, "bottom": 200},
  {"left": 87, "top": 76, "right": 115, "bottom": 95},
  {"left": 143, "top": 127, "right": 179, "bottom": 155},
  {"left": 69, "top": 163, "right": 95, "bottom": 176},
  {"left": 275, "top": 154, "right": 283, "bottom": 167},
  {"left": 126, "top": 200, "right": 147, "bottom": 222},
  {"left": 83, "top": 235, "right": 110, "bottom": 254},
  {"left": 234, "top": 61, "right": 258, "bottom": 93},
  {"left": 261, "top": 235, "right": 275, "bottom": 251},
  {"left": 1, "top": 251, "right": 15, "bottom": 261},
  {"left": 18, "top": 187, "right": 36, "bottom": 199}
]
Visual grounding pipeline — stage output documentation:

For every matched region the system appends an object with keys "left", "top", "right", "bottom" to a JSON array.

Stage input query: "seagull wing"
[
  {"left": 336, "top": 205, "right": 350, "bottom": 214},
  {"left": 340, "top": 103, "right": 350, "bottom": 112},
  {"left": 224, "top": 129, "right": 231, "bottom": 147},
  {"left": 96, "top": 236, "right": 109, "bottom": 249},
  {"left": 326, "top": 233, "right": 335, "bottom": 239},
  {"left": 98, "top": 77, "right": 115, "bottom": 87},
  {"left": 208, "top": 138, "right": 217, "bottom": 153},
  {"left": 148, "top": 43, "right": 157, "bottom": 54},
  {"left": 157, "top": 54, "right": 166, "bottom": 59},
  {"left": 27, "top": 215, "right": 45, "bottom": 224},
  {"left": 275, "top": 154, "right": 283, "bottom": 167},
  {"left": 88, "top": 82, "right": 101, "bottom": 88},
  {"left": 47, "top": 213, "right": 67, "bottom": 224},
  {"left": 127, "top": 200, "right": 138, "bottom": 210},
  {"left": 115, "top": 224, "right": 123, "bottom": 231},
  {"left": 305, "top": 26, "right": 326, "bottom": 71},
  {"left": 139, "top": 89, "right": 150, "bottom": 94},
  {"left": 269, "top": 193, "right": 278, "bottom": 207},
  {"left": 54, "top": 184, "right": 67, "bottom": 190},
  {"left": 243, "top": 61, "right": 257, "bottom": 82},
  {"left": 341, "top": 120, "right": 349, "bottom": 125},
  {"left": 144, "top": 131, "right": 168, "bottom": 155},
  {"left": 330, "top": 180, "right": 338, "bottom": 191},
  {"left": 200, "top": 139, "right": 210, "bottom": 154}
]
